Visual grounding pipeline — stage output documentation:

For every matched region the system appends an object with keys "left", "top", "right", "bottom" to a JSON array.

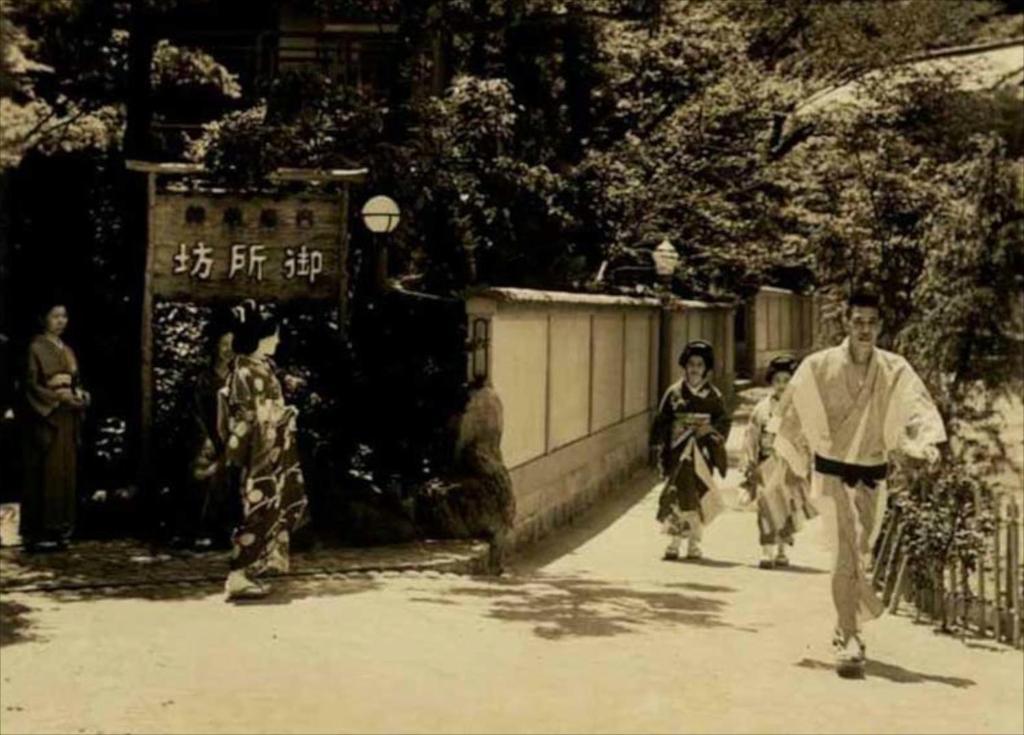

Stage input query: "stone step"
[{"left": 0, "top": 538, "right": 492, "bottom": 594}]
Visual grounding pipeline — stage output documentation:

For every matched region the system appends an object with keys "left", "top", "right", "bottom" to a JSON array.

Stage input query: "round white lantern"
[{"left": 360, "top": 195, "right": 401, "bottom": 234}]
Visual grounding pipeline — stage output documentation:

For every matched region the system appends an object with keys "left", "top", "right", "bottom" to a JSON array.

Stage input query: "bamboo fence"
[{"left": 872, "top": 494, "right": 1023, "bottom": 648}]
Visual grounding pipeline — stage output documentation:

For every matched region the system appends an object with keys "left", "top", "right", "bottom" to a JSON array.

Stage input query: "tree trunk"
[
  {"left": 124, "top": 0, "right": 157, "bottom": 534},
  {"left": 561, "top": 19, "right": 593, "bottom": 163},
  {"left": 124, "top": 1, "right": 155, "bottom": 162},
  {"left": 469, "top": 0, "right": 491, "bottom": 76}
]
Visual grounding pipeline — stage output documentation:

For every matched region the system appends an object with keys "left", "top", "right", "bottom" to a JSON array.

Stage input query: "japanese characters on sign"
[{"left": 151, "top": 192, "right": 344, "bottom": 301}]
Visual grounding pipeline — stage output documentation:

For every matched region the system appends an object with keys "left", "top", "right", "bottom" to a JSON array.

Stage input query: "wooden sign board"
[
  {"left": 128, "top": 161, "right": 367, "bottom": 495},
  {"left": 151, "top": 191, "right": 345, "bottom": 302}
]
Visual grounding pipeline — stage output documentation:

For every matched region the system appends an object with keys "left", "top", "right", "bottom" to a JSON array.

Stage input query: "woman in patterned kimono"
[
  {"left": 221, "top": 301, "right": 308, "bottom": 600},
  {"left": 650, "top": 340, "right": 732, "bottom": 561},
  {"left": 21, "top": 301, "right": 90, "bottom": 552},
  {"left": 743, "top": 355, "right": 816, "bottom": 569}
]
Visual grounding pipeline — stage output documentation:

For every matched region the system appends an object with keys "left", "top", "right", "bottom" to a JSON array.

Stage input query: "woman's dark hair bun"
[{"left": 230, "top": 300, "right": 279, "bottom": 355}]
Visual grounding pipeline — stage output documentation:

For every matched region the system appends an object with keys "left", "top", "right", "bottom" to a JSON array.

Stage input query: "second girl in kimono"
[
  {"left": 650, "top": 340, "right": 732, "bottom": 561},
  {"left": 220, "top": 301, "right": 309, "bottom": 601},
  {"left": 743, "top": 355, "right": 816, "bottom": 569}
]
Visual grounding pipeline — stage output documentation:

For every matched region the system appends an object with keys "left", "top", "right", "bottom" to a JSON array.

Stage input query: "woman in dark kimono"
[
  {"left": 650, "top": 340, "right": 732, "bottom": 561},
  {"left": 221, "top": 301, "right": 308, "bottom": 600},
  {"left": 182, "top": 317, "right": 239, "bottom": 549},
  {"left": 21, "top": 301, "right": 90, "bottom": 551}
]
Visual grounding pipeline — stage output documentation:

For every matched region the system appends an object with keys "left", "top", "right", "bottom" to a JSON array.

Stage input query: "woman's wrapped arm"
[
  {"left": 711, "top": 391, "right": 732, "bottom": 440},
  {"left": 649, "top": 389, "right": 675, "bottom": 475},
  {"left": 770, "top": 364, "right": 815, "bottom": 482},
  {"left": 744, "top": 402, "right": 764, "bottom": 472},
  {"left": 25, "top": 347, "right": 61, "bottom": 416},
  {"left": 220, "top": 368, "right": 256, "bottom": 468}
]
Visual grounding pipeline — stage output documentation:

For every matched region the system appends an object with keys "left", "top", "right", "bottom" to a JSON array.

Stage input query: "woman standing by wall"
[
  {"left": 221, "top": 301, "right": 308, "bottom": 601},
  {"left": 20, "top": 300, "right": 90, "bottom": 552}
]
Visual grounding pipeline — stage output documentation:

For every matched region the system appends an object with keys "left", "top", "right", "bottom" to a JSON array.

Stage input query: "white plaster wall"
[
  {"left": 590, "top": 312, "right": 625, "bottom": 431},
  {"left": 648, "top": 312, "right": 660, "bottom": 409},
  {"left": 623, "top": 311, "right": 651, "bottom": 417},
  {"left": 548, "top": 310, "right": 592, "bottom": 450},
  {"left": 470, "top": 290, "right": 662, "bottom": 546},
  {"left": 490, "top": 309, "right": 548, "bottom": 468}
]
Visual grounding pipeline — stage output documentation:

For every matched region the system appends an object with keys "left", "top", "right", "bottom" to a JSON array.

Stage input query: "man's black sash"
[{"left": 814, "top": 454, "right": 888, "bottom": 489}]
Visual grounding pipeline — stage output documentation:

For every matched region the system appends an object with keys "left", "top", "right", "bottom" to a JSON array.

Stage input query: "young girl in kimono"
[
  {"left": 221, "top": 301, "right": 309, "bottom": 601},
  {"left": 650, "top": 340, "right": 732, "bottom": 561},
  {"left": 743, "top": 355, "right": 815, "bottom": 569}
]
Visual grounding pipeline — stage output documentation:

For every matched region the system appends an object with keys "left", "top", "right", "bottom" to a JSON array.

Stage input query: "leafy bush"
[{"left": 893, "top": 460, "right": 997, "bottom": 590}]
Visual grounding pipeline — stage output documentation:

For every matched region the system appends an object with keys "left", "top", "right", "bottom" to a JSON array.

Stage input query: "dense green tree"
[
  {"left": 2, "top": 0, "right": 1020, "bottom": 546},
  {"left": 0, "top": 0, "right": 244, "bottom": 167}
]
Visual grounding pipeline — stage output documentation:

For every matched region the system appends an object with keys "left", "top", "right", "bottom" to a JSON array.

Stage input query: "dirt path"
[{"left": 2, "top": 464, "right": 1022, "bottom": 735}]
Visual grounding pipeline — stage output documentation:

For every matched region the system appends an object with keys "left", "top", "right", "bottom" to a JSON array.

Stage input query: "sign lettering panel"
[{"left": 151, "top": 191, "right": 345, "bottom": 301}]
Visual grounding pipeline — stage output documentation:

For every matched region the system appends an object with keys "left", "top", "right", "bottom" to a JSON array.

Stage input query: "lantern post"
[{"left": 651, "top": 238, "right": 680, "bottom": 398}]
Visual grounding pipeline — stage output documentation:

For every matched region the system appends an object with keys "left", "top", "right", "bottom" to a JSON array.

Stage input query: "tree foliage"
[
  {"left": 773, "top": 49, "right": 1023, "bottom": 580},
  {"left": 2, "top": 0, "right": 1021, "bottom": 546},
  {"left": 0, "top": 0, "right": 243, "bottom": 167}
]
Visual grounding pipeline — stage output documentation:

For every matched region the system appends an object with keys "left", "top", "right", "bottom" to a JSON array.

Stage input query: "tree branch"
[
  {"left": 853, "top": 149, "right": 889, "bottom": 262},
  {"left": 767, "top": 120, "right": 817, "bottom": 161},
  {"left": 8, "top": 105, "right": 93, "bottom": 148}
]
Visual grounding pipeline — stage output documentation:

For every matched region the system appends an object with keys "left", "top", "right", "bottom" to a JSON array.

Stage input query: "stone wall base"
[{"left": 508, "top": 412, "right": 651, "bottom": 550}]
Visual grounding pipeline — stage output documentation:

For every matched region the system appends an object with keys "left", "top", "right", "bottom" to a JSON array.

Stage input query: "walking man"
[{"left": 768, "top": 286, "right": 945, "bottom": 677}]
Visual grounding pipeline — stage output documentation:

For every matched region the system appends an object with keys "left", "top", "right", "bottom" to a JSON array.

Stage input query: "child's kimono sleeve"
[
  {"left": 769, "top": 362, "right": 817, "bottom": 481},
  {"left": 708, "top": 390, "right": 731, "bottom": 477},
  {"left": 744, "top": 400, "right": 766, "bottom": 471}
]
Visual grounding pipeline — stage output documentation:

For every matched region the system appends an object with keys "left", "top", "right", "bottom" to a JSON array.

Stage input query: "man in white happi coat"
[{"left": 766, "top": 286, "right": 946, "bottom": 676}]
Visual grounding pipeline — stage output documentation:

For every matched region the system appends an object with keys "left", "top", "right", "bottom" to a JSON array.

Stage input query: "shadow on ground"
[
  {"left": 2, "top": 572, "right": 384, "bottom": 608},
  {"left": 675, "top": 557, "right": 741, "bottom": 569},
  {"left": 0, "top": 599, "right": 41, "bottom": 648},
  {"left": 0, "top": 537, "right": 482, "bottom": 604},
  {"left": 0, "top": 575, "right": 381, "bottom": 641},
  {"left": 225, "top": 577, "right": 382, "bottom": 606},
  {"left": 413, "top": 574, "right": 756, "bottom": 640},
  {"left": 795, "top": 658, "right": 977, "bottom": 688},
  {"left": 662, "top": 582, "right": 737, "bottom": 594},
  {"left": 0, "top": 544, "right": 228, "bottom": 603},
  {"left": 964, "top": 640, "right": 1015, "bottom": 653},
  {"left": 743, "top": 563, "right": 828, "bottom": 575}
]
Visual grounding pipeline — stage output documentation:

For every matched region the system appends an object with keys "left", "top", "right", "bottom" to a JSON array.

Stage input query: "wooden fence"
[
  {"left": 872, "top": 495, "right": 1024, "bottom": 648},
  {"left": 736, "top": 287, "right": 816, "bottom": 381}
]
